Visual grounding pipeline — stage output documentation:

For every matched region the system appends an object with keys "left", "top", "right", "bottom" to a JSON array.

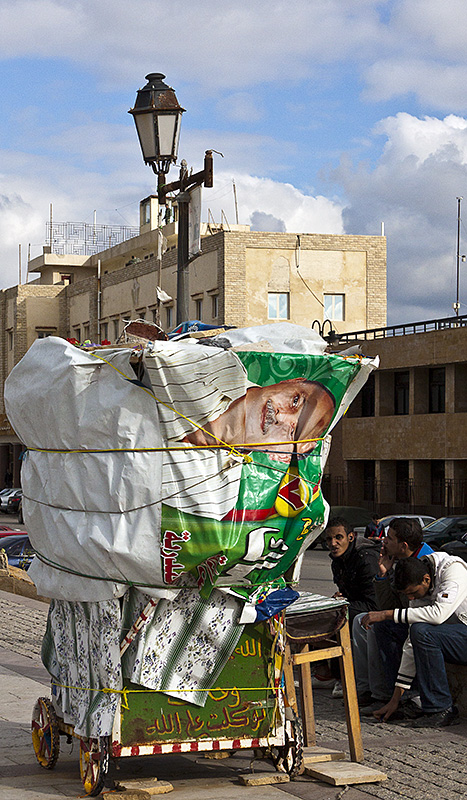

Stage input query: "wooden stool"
[{"left": 283, "top": 595, "right": 363, "bottom": 762}]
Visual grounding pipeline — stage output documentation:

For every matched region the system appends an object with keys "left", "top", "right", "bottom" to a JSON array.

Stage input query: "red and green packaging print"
[{"left": 154, "top": 347, "right": 377, "bottom": 603}]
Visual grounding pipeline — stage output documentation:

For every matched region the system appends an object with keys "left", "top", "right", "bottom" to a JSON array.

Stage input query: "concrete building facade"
[
  {"left": 325, "top": 318, "right": 467, "bottom": 518},
  {"left": 0, "top": 197, "right": 387, "bottom": 486}
]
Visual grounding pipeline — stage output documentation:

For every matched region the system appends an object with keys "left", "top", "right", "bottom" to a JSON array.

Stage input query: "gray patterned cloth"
[{"left": 121, "top": 587, "right": 244, "bottom": 706}]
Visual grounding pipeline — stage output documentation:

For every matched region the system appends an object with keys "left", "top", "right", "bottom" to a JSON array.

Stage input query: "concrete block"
[
  {"left": 304, "top": 761, "right": 387, "bottom": 785},
  {"left": 203, "top": 751, "right": 231, "bottom": 758},
  {"left": 104, "top": 781, "right": 173, "bottom": 797},
  {"left": 238, "top": 772, "right": 290, "bottom": 786}
]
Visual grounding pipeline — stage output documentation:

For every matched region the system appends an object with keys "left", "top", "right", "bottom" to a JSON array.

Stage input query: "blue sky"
[{"left": 1, "top": 0, "right": 467, "bottom": 324}]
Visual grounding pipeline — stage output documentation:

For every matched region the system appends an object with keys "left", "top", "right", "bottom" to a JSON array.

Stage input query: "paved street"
[{"left": 0, "top": 513, "right": 466, "bottom": 799}]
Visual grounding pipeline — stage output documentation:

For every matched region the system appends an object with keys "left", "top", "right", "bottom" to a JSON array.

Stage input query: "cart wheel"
[
  {"left": 271, "top": 710, "right": 304, "bottom": 779},
  {"left": 31, "top": 697, "right": 60, "bottom": 769},
  {"left": 79, "top": 736, "right": 109, "bottom": 796}
]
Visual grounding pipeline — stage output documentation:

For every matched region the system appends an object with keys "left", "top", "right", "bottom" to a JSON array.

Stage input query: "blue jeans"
[
  {"left": 410, "top": 622, "right": 467, "bottom": 712},
  {"left": 373, "top": 619, "right": 410, "bottom": 692}
]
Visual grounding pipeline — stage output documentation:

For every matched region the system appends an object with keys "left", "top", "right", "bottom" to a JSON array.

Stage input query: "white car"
[{"left": 378, "top": 514, "right": 435, "bottom": 536}]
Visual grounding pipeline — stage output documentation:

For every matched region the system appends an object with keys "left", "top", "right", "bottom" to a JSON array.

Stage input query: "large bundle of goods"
[{"left": 5, "top": 323, "right": 376, "bottom": 737}]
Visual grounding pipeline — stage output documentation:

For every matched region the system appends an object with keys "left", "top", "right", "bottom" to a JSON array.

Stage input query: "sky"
[{"left": 1, "top": 0, "right": 467, "bottom": 324}]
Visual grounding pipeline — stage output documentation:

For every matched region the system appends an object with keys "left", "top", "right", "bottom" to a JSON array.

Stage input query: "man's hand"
[
  {"left": 360, "top": 610, "right": 393, "bottom": 629},
  {"left": 372, "top": 687, "right": 404, "bottom": 721},
  {"left": 378, "top": 544, "right": 395, "bottom": 577},
  {"left": 332, "top": 591, "right": 345, "bottom": 600}
]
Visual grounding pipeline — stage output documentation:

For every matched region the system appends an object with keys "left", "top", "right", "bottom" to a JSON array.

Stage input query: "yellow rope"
[
  {"left": 52, "top": 682, "right": 278, "bottom": 711},
  {"left": 27, "top": 436, "right": 325, "bottom": 455}
]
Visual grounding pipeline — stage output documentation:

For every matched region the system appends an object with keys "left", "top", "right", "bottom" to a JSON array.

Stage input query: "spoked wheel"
[
  {"left": 31, "top": 697, "right": 60, "bottom": 769},
  {"left": 271, "top": 710, "right": 304, "bottom": 779},
  {"left": 79, "top": 736, "right": 109, "bottom": 796}
]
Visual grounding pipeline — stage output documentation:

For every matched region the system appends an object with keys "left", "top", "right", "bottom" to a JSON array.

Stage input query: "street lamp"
[{"left": 129, "top": 73, "right": 214, "bottom": 324}]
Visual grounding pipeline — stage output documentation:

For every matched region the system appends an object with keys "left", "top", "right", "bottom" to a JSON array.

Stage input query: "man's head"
[
  {"left": 382, "top": 518, "right": 423, "bottom": 559},
  {"left": 394, "top": 557, "right": 432, "bottom": 599},
  {"left": 244, "top": 378, "right": 335, "bottom": 456},
  {"left": 325, "top": 516, "right": 354, "bottom": 558}
]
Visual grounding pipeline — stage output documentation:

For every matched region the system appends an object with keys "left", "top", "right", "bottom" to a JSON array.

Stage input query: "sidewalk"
[{"left": 0, "top": 589, "right": 466, "bottom": 800}]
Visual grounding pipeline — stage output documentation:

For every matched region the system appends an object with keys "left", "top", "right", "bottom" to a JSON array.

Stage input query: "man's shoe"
[
  {"left": 408, "top": 706, "right": 460, "bottom": 728},
  {"left": 332, "top": 680, "right": 343, "bottom": 698},
  {"left": 359, "top": 700, "right": 387, "bottom": 717},
  {"left": 311, "top": 675, "right": 335, "bottom": 689},
  {"left": 357, "top": 691, "right": 374, "bottom": 707}
]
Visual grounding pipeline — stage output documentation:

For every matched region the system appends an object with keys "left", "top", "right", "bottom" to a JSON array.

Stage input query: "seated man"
[
  {"left": 362, "top": 552, "right": 467, "bottom": 727},
  {"left": 314, "top": 516, "right": 379, "bottom": 697},
  {"left": 326, "top": 516, "right": 379, "bottom": 626},
  {"left": 352, "top": 518, "right": 433, "bottom": 711}
]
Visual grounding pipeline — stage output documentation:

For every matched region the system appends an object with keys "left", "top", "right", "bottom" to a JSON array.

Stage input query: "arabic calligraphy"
[
  {"left": 234, "top": 637, "right": 262, "bottom": 658},
  {"left": 161, "top": 528, "right": 191, "bottom": 584},
  {"left": 145, "top": 688, "right": 270, "bottom": 739}
]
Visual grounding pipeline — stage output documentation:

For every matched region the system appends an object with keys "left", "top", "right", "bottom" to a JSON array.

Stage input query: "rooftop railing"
[{"left": 336, "top": 313, "right": 467, "bottom": 344}]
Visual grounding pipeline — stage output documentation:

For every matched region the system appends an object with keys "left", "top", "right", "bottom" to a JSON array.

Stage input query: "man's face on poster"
[
  {"left": 185, "top": 377, "right": 335, "bottom": 460},
  {"left": 243, "top": 378, "right": 335, "bottom": 459}
]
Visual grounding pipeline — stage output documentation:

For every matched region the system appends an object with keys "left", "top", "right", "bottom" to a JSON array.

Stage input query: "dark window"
[
  {"left": 429, "top": 367, "right": 445, "bottom": 413},
  {"left": 431, "top": 461, "right": 445, "bottom": 505},
  {"left": 363, "top": 460, "right": 376, "bottom": 502},
  {"left": 396, "top": 461, "right": 410, "bottom": 503},
  {"left": 361, "top": 373, "right": 375, "bottom": 417},
  {"left": 394, "top": 371, "right": 409, "bottom": 415}
]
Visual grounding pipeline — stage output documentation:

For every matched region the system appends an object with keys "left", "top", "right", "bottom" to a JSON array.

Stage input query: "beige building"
[
  {"left": 0, "top": 196, "right": 387, "bottom": 485},
  {"left": 325, "top": 318, "right": 467, "bottom": 517}
]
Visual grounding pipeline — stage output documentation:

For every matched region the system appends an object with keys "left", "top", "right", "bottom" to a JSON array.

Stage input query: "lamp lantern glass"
[{"left": 129, "top": 73, "right": 185, "bottom": 174}]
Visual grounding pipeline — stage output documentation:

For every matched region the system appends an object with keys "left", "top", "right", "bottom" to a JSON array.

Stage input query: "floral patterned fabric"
[
  {"left": 41, "top": 599, "right": 122, "bottom": 738},
  {"left": 121, "top": 587, "right": 244, "bottom": 706}
]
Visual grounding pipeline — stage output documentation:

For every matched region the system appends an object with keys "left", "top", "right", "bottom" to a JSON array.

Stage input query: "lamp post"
[{"left": 129, "top": 73, "right": 213, "bottom": 324}]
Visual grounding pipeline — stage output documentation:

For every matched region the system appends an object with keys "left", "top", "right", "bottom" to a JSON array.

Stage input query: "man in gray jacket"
[{"left": 362, "top": 551, "right": 467, "bottom": 727}]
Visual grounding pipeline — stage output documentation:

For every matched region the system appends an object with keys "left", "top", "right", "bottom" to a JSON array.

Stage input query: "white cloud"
[{"left": 332, "top": 112, "right": 467, "bottom": 323}]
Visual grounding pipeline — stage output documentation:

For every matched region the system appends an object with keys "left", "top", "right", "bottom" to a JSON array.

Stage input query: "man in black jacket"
[
  {"left": 312, "top": 517, "right": 378, "bottom": 698},
  {"left": 325, "top": 516, "right": 379, "bottom": 625}
]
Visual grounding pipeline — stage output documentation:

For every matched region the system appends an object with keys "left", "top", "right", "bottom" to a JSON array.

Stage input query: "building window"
[
  {"left": 394, "top": 371, "right": 409, "bottom": 415},
  {"left": 73, "top": 327, "right": 80, "bottom": 342},
  {"left": 7, "top": 330, "right": 13, "bottom": 350},
  {"left": 429, "top": 367, "right": 445, "bottom": 413},
  {"left": 396, "top": 460, "right": 410, "bottom": 504},
  {"left": 138, "top": 311, "right": 146, "bottom": 321},
  {"left": 36, "top": 330, "right": 55, "bottom": 339},
  {"left": 361, "top": 373, "right": 375, "bottom": 417},
  {"left": 60, "top": 274, "right": 72, "bottom": 285},
  {"left": 324, "top": 293, "right": 345, "bottom": 321},
  {"left": 268, "top": 292, "right": 289, "bottom": 320},
  {"left": 431, "top": 460, "right": 445, "bottom": 505},
  {"left": 166, "top": 306, "right": 173, "bottom": 329},
  {"left": 142, "top": 201, "right": 151, "bottom": 224},
  {"left": 363, "top": 460, "right": 376, "bottom": 502},
  {"left": 83, "top": 324, "right": 90, "bottom": 341},
  {"left": 195, "top": 298, "right": 203, "bottom": 320},
  {"left": 113, "top": 319, "right": 120, "bottom": 341},
  {"left": 100, "top": 322, "right": 108, "bottom": 342},
  {"left": 212, "top": 294, "right": 219, "bottom": 319}
]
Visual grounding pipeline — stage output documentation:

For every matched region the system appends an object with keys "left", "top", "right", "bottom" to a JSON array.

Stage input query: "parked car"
[
  {"left": 378, "top": 514, "right": 436, "bottom": 536},
  {"left": 5, "top": 489, "right": 22, "bottom": 514},
  {"left": 0, "top": 533, "right": 34, "bottom": 570},
  {"left": 17, "top": 498, "right": 23, "bottom": 523},
  {"left": 441, "top": 533, "right": 467, "bottom": 562},
  {"left": 308, "top": 506, "right": 374, "bottom": 549},
  {"left": 422, "top": 516, "right": 467, "bottom": 550},
  {"left": 0, "top": 488, "right": 22, "bottom": 513},
  {"left": 0, "top": 525, "right": 22, "bottom": 537}
]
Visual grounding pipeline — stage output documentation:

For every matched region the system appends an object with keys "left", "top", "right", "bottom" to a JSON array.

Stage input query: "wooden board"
[
  {"left": 302, "top": 746, "right": 346, "bottom": 764},
  {"left": 305, "top": 762, "right": 387, "bottom": 785}
]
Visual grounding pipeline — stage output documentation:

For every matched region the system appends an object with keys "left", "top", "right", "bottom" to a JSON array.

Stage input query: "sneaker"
[
  {"left": 357, "top": 691, "right": 374, "bottom": 707},
  {"left": 359, "top": 700, "right": 387, "bottom": 717},
  {"left": 311, "top": 675, "right": 336, "bottom": 689},
  {"left": 408, "top": 706, "right": 460, "bottom": 728},
  {"left": 332, "top": 680, "right": 343, "bottom": 698}
]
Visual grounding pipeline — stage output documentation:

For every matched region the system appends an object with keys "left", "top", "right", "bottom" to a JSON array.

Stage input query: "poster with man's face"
[{"left": 155, "top": 346, "right": 376, "bottom": 604}]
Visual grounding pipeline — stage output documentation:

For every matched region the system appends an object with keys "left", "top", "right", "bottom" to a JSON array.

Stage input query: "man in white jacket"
[{"left": 361, "top": 551, "right": 467, "bottom": 727}]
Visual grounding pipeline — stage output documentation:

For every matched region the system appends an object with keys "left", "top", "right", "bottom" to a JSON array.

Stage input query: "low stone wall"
[
  {"left": 447, "top": 663, "right": 467, "bottom": 716},
  {"left": 0, "top": 566, "right": 49, "bottom": 604}
]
